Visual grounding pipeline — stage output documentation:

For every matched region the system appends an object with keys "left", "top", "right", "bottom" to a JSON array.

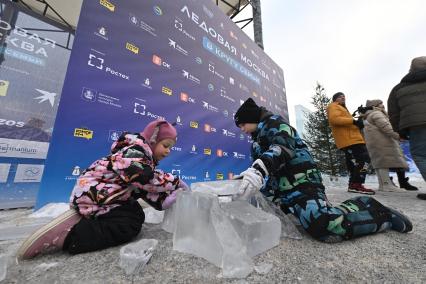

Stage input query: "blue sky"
[{"left": 240, "top": 0, "right": 426, "bottom": 123}]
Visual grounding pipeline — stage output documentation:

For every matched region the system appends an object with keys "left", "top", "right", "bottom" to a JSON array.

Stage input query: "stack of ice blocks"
[{"left": 162, "top": 180, "right": 281, "bottom": 278}]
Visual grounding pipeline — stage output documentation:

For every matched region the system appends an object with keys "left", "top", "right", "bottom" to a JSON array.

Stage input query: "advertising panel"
[
  {"left": 37, "top": 0, "right": 287, "bottom": 207},
  {"left": 0, "top": 0, "right": 73, "bottom": 208}
]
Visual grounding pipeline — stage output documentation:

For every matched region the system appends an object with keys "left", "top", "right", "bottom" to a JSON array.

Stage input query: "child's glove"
[
  {"left": 234, "top": 159, "right": 268, "bottom": 200},
  {"left": 177, "top": 179, "right": 190, "bottom": 191}
]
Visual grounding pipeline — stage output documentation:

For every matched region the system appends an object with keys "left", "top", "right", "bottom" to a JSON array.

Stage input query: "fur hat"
[
  {"left": 365, "top": 99, "right": 383, "bottom": 108},
  {"left": 332, "top": 92, "right": 345, "bottom": 102},
  {"left": 141, "top": 120, "right": 177, "bottom": 149},
  {"left": 409, "top": 56, "right": 426, "bottom": 73},
  {"left": 234, "top": 98, "right": 261, "bottom": 127}
]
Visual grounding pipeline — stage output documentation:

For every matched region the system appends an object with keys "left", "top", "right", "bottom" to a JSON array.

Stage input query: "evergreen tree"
[{"left": 303, "top": 83, "right": 346, "bottom": 176}]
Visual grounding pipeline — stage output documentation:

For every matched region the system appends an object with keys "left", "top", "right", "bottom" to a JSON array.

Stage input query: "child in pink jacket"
[{"left": 18, "top": 120, "right": 188, "bottom": 259}]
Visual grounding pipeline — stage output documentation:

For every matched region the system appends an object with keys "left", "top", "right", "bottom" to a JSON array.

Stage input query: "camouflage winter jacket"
[
  {"left": 252, "top": 108, "right": 323, "bottom": 200},
  {"left": 70, "top": 132, "right": 186, "bottom": 217}
]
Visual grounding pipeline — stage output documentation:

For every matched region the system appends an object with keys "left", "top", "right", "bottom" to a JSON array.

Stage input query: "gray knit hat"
[
  {"left": 365, "top": 99, "right": 383, "bottom": 108},
  {"left": 409, "top": 56, "right": 426, "bottom": 73}
]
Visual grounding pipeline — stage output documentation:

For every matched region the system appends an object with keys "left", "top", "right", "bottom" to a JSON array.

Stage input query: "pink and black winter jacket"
[{"left": 69, "top": 132, "right": 187, "bottom": 217}]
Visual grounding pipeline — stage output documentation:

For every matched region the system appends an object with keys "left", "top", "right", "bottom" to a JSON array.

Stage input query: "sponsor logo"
[
  {"left": 133, "top": 102, "right": 165, "bottom": 120},
  {"left": 204, "top": 171, "right": 211, "bottom": 181},
  {"left": 204, "top": 124, "right": 217, "bottom": 133},
  {"left": 152, "top": 54, "right": 171, "bottom": 69},
  {"left": 182, "top": 69, "right": 200, "bottom": 84},
  {"left": 94, "top": 26, "right": 108, "bottom": 40},
  {"left": 195, "top": 57, "right": 203, "bottom": 64},
  {"left": 216, "top": 149, "right": 223, "bottom": 157},
  {"left": 0, "top": 138, "right": 48, "bottom": 159},
  {"left": 202, "top": 101, "right": 219, "bottom": 112},
  {"left": 34, "top": 89, "right": 56, "bottom": 107},
  {"left": 172, "top": 146, "right": 182, "bottom": 152},
  {"left": 161, "top": 86, "right": 173, "bottom": 96},
  {"left": 142, "top": 78, "right": 152, "bottom": 89},
  {"left": 129, "top": 13, "right": 157, "bottom": 37},
  {"left": 88, "top": 51, "right": 130, "bottom": 80},
  {"left": 233, "top": 152, "right": 246, "bottom": 159},
  {"left": 222, "top": 129, "right": 236, "bottom": 138},
  {"left": 81, "top": 87, "right": 97, "bottom": 102},
  {"left": 0, "top": 80, "right": 9, "bottom": 96},
  {"left": 204, "top": 148, "right": 212, "bottom": 155},
  {"left": 190, "top": 144, "right": 197, "bottom": 154},
  {"left": 81, "top": 87, "right": 121, "bottom": 108},
  {"left": 109, "top": 130, "right": 122, "bottom": 141},
  {"left": 14, "top": 164, "right": 44, "bottom": 183},
  {"left": 174, "top": 17, "right": 196, "bottom": 41},
  {"left": 180, "top": 92, "right": 195, "bottom": 103},
  {"left": 222, "top": 110, "right": 229, "bottom": 117},
  {"left": 176, "top": 115, "right": 183, "bottom": 126},
  {"left": 168, "top": 38, "right": 188, "bottom": 56},
  {"left": 72, "top": 166, "right": 81, "bottom": 176},
  {"left": 240, "top": 134, "right": 245, "bottom": 140},
  {"left": 126, "top": 42, "right": 139, "bottom": 54},
  {"left": 220, "top": 87, "right": 235, "bottom": 102},
  {"left": 252, "top": 91, "right": 258, "bottom": 98},
  {"left": 100, "top": 0, "right": 115, "bottom": 12},
  {"left": 223, "top": 151, "right": 229, "bottom": 157},
  {"left": 207, "top": 83, "right": 214, "bottom": 92},
  {"left": 216, "top": 173, "right": 224, "bottom": 180},
  {"left": 190, "top": 121, "right": 198, "bottom": 129},
  {"left": 153, "top": 5, "right": 163, "bottom": 16},
  {"left": 208, "top": 62, "right": 224, "bottom": 80},
  {"left": 74, "top": 128, "right": 93, "bottom": 140},
  {"left": 229, "top": 77, "right": 234, "bottom": 85}
]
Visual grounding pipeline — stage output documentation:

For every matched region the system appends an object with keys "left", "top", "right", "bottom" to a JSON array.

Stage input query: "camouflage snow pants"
[{"left": 278, "top": 187, "right": 392, "bottom": 242}]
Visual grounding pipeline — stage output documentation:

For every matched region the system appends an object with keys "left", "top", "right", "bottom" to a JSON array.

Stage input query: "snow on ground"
[{"left": 0, "top": 175, "right": 425, "bottom": 283}]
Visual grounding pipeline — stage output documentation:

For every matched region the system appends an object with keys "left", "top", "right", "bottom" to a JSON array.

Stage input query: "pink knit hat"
[{"left": 141, "top": 120, "right": 177, "bottom": 149}]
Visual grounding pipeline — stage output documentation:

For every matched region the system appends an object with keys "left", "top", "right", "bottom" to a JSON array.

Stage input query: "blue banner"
[{"left": 36, "top": 0, "right": 287, "bottom": 208}]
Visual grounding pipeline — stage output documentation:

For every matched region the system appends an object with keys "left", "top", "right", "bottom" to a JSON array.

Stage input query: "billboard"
[
  {"left": 0, "top": 0, "right": 73, "bottom": 208},
  {"left": 36, "top": 0, "right": 287, "bottom": 208}
]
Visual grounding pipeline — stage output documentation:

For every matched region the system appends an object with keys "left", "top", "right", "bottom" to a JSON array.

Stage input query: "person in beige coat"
[{"left": 361, "top": 99, "right": 418, "bottom": 191}]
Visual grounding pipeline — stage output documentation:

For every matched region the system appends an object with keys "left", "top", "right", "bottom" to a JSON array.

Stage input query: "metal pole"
[{"left": 251, "top": 0, "right": 264, "bottom": 49}]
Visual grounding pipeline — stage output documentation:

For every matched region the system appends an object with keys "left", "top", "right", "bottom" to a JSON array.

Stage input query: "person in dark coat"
[{"left": 387, "top": 56, "right": 426, "bottom": 199}]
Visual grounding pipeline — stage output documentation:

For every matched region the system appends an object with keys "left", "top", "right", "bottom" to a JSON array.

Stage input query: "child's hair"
[{"left": 141, "top": 120, "right": 177, "bottom": 148}]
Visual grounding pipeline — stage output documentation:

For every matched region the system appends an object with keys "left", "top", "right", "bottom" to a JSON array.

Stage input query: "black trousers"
[
  {"left": 63, "top": 201, "right": 145, "bottom": 255},
  {"left": 341, "top": 143, "right": 371, "bottom": 184}
]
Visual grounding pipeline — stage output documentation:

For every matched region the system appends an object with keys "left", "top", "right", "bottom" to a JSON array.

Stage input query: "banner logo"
[
  {"left": 162, "top": 86, "right": 173, "bottom": 96},
  {"left": 74, "top": 128, "right": 93, "bottom": 140},
  {"left": 100, "top": 0, "right": 115, "bottom": 12},
  {"left": 126, "top": 42, "right": 139, "bottom": 54}
]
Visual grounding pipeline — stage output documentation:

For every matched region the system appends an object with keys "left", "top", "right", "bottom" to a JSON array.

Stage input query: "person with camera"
[
  {"left": 360, "top": 99, "right": 418, "bottom": 192},
  {"left": 327, "top": 92, "right": 375, "bottom": 195},
  {"left": 387, "top": 56, "right": 426, "bottom": 200}
]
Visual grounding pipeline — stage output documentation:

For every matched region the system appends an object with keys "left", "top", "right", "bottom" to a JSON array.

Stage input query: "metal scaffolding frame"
[
  {"left": 2, "top": 0, "right": 262, "bottom": 50},
  {"left": 1, "top": 0, "right": 74, "bottom": 50}
]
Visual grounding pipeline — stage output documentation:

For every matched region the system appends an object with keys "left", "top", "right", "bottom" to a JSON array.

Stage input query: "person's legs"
[
  {"left": 409, "top": 126, "right": 426, "bottom": 181},
  {"left": 396, "top": 168, "right": 418, "bottom": 191},
  {"left": 343, "top": 144, "right": 374, "bottom": 194},
  {"left": 342, "top": 147, "right": 355, "bottom": 184},
  {"left": 63, "top": 201, "right": 145, "bottom": 255},
  {"left": 281, "top": 188, "right": 411, "bottom": 242}
]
